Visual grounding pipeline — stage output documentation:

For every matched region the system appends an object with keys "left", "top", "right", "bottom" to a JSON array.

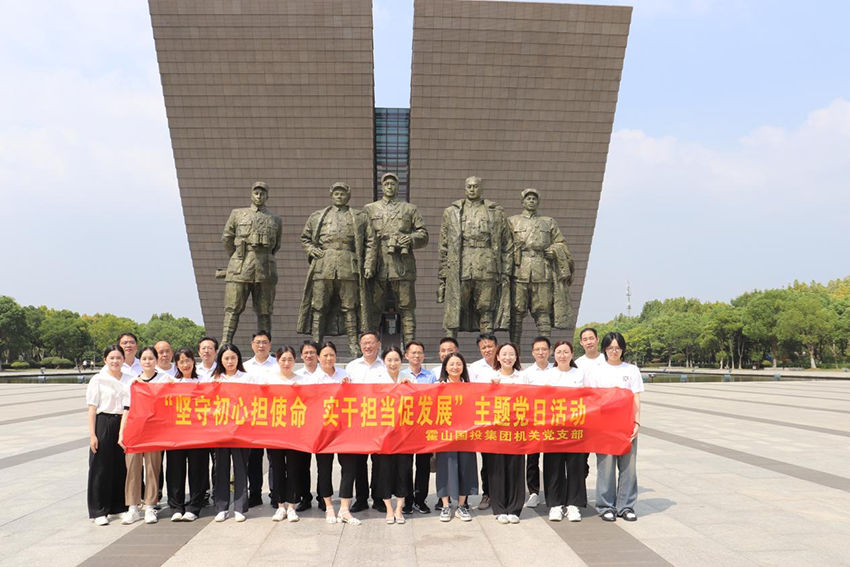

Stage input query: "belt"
[
  {"left": 463, "top": 240, "right": 491, "bottom": 248},
  {"left": 323, "top": 242, "right": 355, "bottom": 251}
]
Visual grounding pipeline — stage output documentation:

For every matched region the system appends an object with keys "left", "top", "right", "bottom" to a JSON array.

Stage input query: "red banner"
[{"left": 122, "top": 383, "right": 634, "bottom": 455}]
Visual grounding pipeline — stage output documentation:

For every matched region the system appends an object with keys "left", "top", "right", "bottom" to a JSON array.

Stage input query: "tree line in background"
[
  {"left": 0, "top": 296, "right": 205, "bottom": 369},
  {"left": 573, "top": 277, "right": 850, "bottom": 370}
]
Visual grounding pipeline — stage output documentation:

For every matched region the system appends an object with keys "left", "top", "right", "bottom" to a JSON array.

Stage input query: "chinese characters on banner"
[{"left": 122, "top": 383, "right": 635, "bottom": 456}]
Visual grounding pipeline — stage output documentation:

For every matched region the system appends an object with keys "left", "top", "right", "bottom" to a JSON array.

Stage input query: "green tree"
[
  {"left": 623, "top": 323, "right": 652, "bottom": 366},
  {"left": 85, "top": 313, "right": 139, "bottom": 353},
  {"left": 740, "top": 289, "right": 787, "bottom": 368},
  {"left": 0, "top": 296, "right": 28, "bottom": 364},
  {"left": 139, "top": 313, "right": 205, "bottom": 350},
  {"left": 775, "top": 292, "right": 837, "bottom": 368},
  {"left": 700, "top": 303, "right": 742, "bottom": 369},
  {"left": 22, "top": 305, "right": 47, "bottom": 361},
  {"left": 39, "top": 309, "right": 90, "bottom": 363}
]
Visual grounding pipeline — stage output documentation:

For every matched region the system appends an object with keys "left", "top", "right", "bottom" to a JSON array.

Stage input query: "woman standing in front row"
[
  {"left": 211, "top": 343, "right": 256, "bottom": 522},
  {"left": 486, "top": 342, "right": 527, "bottom": 524},
  {"left": 87, "top": 345, "right": 133, "bottom": 525},
  {"left": 533, "top": 341, "right": 588, "bottom": 522},
  {"left": 589, "top": 332, "right": 643, "bottom": 522},
  {"left": 266, "top": 345, "right": 308, "bottom": 523},
  {"left": 369, "top": 346, "right": 412, "bottom": 525},
  {"left": 435, "top": 352, "right": 477, "bottom": 522},
  {"left": 119, "top": 346, "right": 170, "bottom": 525},
  {"left": 164, "top": 348, "right": 208, "bottom": 522}
]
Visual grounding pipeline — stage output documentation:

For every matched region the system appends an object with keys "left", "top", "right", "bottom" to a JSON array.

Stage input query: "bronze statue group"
[{"left": 86, "top": 328, "right": 643, "bottom": 528}]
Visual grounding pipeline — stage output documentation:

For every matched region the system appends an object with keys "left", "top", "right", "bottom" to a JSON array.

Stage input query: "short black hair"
[
  {"left": 359, "top": 330, "right": 380, "bottom": 342},
  {"left": 174, "top": 347, "right": 200, "bottom": 379},
  {"left": 580, "top": 327, "right": 598, "bottom": 339},
  {"left": 139, "top": 346, "right": 159, "bottom": 360},
  {"left": 275, "top": 345, "right": 297, "bottom": 360},
  {"left": 531, "top": 336, "right": 551, "bottom": 349},
  {"left": 493, "top": 342, "right": 523, "bottom": 372},
  {"left": 300, "top": 340, "right": 320, "bottom": 354},
  {"left": 381, "top": 345, "right": 403, "bottom": 361},
  {"left": 405, "top": 340, "right": 425, "bottom": 352},
  {"left": 198, "top": 336, "right": 219, "bottom": 350},
  {"left": 319, "top": 341, "right": 338, "bottom": 354},
  {"left": 600, "top": 332, "right": 627, "bottom": 361},
  {"left": 439, "top": 352, "right": 470, "bottom": 383},
  {"left": 117, "top": 332, "right": 138, "bottom": 344},
  {"left": 439, "top": 337, "right": 459, "bottom": 348},
  {"left": 102, "top": 344, "right": 125, "bottom": 360},
  {"left": 252, "top": 330, "right": 271, "bottom": 341},
  {"left": 476, "top": 333, "right": 497, "bottom": 345}
]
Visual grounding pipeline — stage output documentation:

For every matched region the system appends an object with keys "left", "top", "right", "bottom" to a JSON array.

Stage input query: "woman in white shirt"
[
  {"left": 537, "top": 341, "right": 587, "bottom": 522},
  {"left": 588, "top": 332, "right": 643, "bottom": 522},
  {"left": 369, "top": 346, "right": 412, "bottom": 525},
  {"left": 211, "top": 343, "right": 255, "bottom": 522},
  {"left": 119, "top": 346, "right": 170, "bottom": 525},
  {"left": 309, "top": 341, "right": 358, "bottom": 524},
  {"left": 87, "top": 344, "right": 134, "bottom": 525},
  {"left": 164, "top": 348, "right": 207, "bottom": 522},
  {"left": 486, "top": 342, "right": 527, "bottom": 524},
  {"left": 267, "top": 346, "right": 308, "bottom": 523}
]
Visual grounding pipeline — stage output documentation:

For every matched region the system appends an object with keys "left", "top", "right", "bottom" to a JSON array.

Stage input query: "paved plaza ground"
[{"left": 1, "top": 379, "right": 849, "bottom": 566}]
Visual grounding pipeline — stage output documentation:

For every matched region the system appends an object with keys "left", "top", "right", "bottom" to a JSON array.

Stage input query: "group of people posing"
[{"left": 86, "top": 328, "right": 643, "bottom": 528}]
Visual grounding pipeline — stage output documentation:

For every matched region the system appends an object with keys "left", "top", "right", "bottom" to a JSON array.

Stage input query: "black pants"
[
  {"left": 404, "top": 452, "right": 431, "bottom": 505},
  {"left": 300, "top": 454, "right": 315, "bottom": 503},
  {"left": 248, "top": 448, "right": 273, "bottom": 500},
  {"left": 269, "top": 449, "right": 308, "bottom": 505},
  {"left": 487, "top": 453, "right": 525, "bottom": 516},
  {"left": 87, "top": 413, "right": 127, "bottom": 518},
  {"left": 373, "top": 454, "right": 413, "bottom": 501},
  {"left": 543, "top": 452, "right": 588, "bottom": 508},
  {"left": 338, "top": 454, "right": 366, "bottom": 500},
  {"left": 357, "top": 454, "right": 370, "bottom": 502},
  {"left": 527, "top": 453, "right": 540, "bottom": 495},
  {"left": 214, "top": 447, "right": 250, "bottom": 514},
  {"left": 480, "top": 453, "right": 490, "bottom": 496},
  {"left": 166, "top": 448, "right": 208, "bottom": 515},
  {"left": 316, "top": 453, "right": 336, "bottom": 499}
]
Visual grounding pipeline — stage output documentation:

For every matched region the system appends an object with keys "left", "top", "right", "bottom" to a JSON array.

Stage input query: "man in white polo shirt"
[
  {"left": 118, "top": 333, "right": 142, "bottom": 376},
  {"left": 524, "top": 336, "right": 553, "bottom": 509},
  {"left": 467, "top": 333, "right": 497, "bottom": 510},
  {"left": 294, "top": 339, "right": 320, "bottom": 512},
  {"left": 243, "top": 331, "right": 277, "bottom": 508},
  {"left": 575, "top": 327, "right": 605, "bottom": 372},
  {"left": 196, "top": 336, "right": 219, "bottom": 382},
  {"left": 154, "top": 340, "right": 177, "bottom": 377}
]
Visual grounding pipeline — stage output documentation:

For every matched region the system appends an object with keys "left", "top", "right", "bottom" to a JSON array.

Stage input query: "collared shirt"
[
  {"left": 345, "top": 356, "right": 386, "bottom": 384},
  {"left": 587, "top": 362, "right": 645, "bottom": 394},
  {"left": 301, "top": 367, "right": 347, "bottom": 385},
  {"left": 537, "top": 366, "right": 586, "bottom": 388},
  {"left": 525, "top": 361, "right": 553, "bottom": 382},
  {"left": 156, "top": 365, "right": 177, "bottom": 377},
  {"left": 363, "top": 371, "right": 401, "bottom": 385},
  {"left": 264, "top": 373, "right": 302, "bottom": 386},
  {"left": 244, "top": 356, "right": 277, "bottom": 381},
  {"left": 122, "top": 358, "right": 142, "bottom": 377},
  {"left": 295, "top": 365, "right": 319, "bottom": 379},
  {"left": 86, "top": 370, "right": 135, "bottom": 415},
  {"left": 468, "top": 358, "right": 494, "bottom": 383},
  {"left": 212, "top": 370, "right": 258, "bottom": 384},
  {"left": 575, "top": 354, "right": 605, "bottom": 371},
  {"left": 483, "top": 368, "right": 528, "bottom": 385},
  {"left": 404, "top": 366, "right": 437, "bottom": 384},
  {"left": 197, "top": 361, "right": 217, "bottom": 382},
  {"left": 125, "top": 371, "right": 171, "bottom": 407}
]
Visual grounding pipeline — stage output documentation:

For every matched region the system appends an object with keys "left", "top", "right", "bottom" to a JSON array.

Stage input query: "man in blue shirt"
[{"left": 402, "top": 340, "right": 436, "bottom": 513}]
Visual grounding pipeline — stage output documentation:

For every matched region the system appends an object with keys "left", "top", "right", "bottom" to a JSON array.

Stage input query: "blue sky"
[{"left": 1, "top": 0, "right": 848, "bottom": 328}]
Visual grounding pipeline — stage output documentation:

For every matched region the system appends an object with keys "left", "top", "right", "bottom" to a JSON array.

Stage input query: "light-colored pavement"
[{"left": 1, "top": 381, "right": 849, "bottom": 566}]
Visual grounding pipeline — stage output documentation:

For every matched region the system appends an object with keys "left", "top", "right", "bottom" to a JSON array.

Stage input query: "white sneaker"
[
  {"left": 171, "top": 512, "right": 183, "bottom": 522},
  {"left": 144, "top": 508, "right": 158, "bottom": 524},
  {"left": 121, "top": 507, "right": 141, "bottom": 525},
  {"left": 94, "top": 516, "right": 109, "bottom": 526},
  {"left": 507, "top": 514, "right": 520, "bottom": 524},
  {"left": 215, "top": 511, "right": 227, "bottom": 522},
  {"left": 287, "top": 508, "right": 299, "bottom": 522},
  {"left": 272, "top": 508, "right": 286, "bottom": 522},
  {"left": 548, "top": 506, "right": 564, "bottom": 521},
  {"left": 497, "top": 514, "right": 510, "bottom": 524},
  {"left": 566, "top": 505, "right": 582, "bottom": 522},
  {"left": 526, "top": 493, "right": 539, "bottom": 508},
  {"left": 234, "top": 512, "right": 246, "bottom": 522},
  {"left": 182, "top": 512, "right": 198, "bottom": 522}
]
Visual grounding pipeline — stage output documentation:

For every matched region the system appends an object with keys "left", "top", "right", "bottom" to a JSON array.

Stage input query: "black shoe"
[
  {"left": 372, "top": 500, "right": 387, "bottom": 513},
  {"left": 413, "top": 501, "right": 431, "bottom": 514},
  {"left": 318, "top": 499, "right": 327, "bottom": 512},
  {"left": 434, "top": 499, "right": 443, "bottom": 511},
  {"left": 270, "top": 501, "right": 279, "bottom": 509},
  {"left": 350, "top": 500, "right": 368, "bottom": 513},
  {"left": 248, "top": 495, "right": 263, "bottom": 508},
  {"left": 601, "top": 510, "right": 616, "bottom": 522},
  {"left": 296, "top": 500, "right": 312, "bottom": 512}
]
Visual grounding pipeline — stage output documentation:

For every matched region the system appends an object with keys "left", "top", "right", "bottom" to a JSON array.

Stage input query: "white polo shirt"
[
  {"left": 468, "top": 358, "right": 495, "bottom": 383},
  {"left": 575, "top": 354, "right": 605, "bottom": 372},
  {"left": 587, "top": 362, "right": 644, "bottom": 394},
  {"left": 525, "top": 361, "right": 553, "bottom": 385},
  {"left": 122, "top": 358, "right": 142, "bottom": 377},
  {"left": 212, "top": 370, "right": 258, "bottom": 384},
  {"left": 244, "top": 356, "right": 277, "bottom": 380},
  {"left": 156, "top": 365, "right": 177, "bottom": 377},
  {"left": 538, "top": 366, "right": 586, "bottom": 388},
  {"left": 483, "top": 368, "right": 528, "bottom": 385},
  {"left": 345, "top": 356, "right": 386, "bottom": 384},
  {"left": 295, "top": 365, "right": 319, "bottom": 379},
  {"left": 196, "top": 361, "right": 217, "bottom": 382},
  {"left": 301, "top": 367, "right": 347, "bottom": 385}
]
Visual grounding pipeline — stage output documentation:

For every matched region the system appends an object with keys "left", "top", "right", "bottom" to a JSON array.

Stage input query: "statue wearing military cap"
[
  {"left": 297, "top": 182, "right": 376, "bottom": 357},
  {"left": 438, "top": 176, "right": 513, "bottom": 337},
  {"left": 362, "top": 172, "right": 428, "bottom": 344},
  {"left": 507, "top": 188, "right": 575, "bottom": 345},
  {"left": 219, "top": 181, "right": 283, "bottom": 344}
]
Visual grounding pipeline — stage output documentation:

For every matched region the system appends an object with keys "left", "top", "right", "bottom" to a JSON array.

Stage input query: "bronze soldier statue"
[
  {"left": 438, "top": 176, "right": 513, "bottom": 339},
  {"left": 363, "top": 173, "right": 428, "bottom": 343},
  {"left": 220, "top": 181, "right": 283, "bottom": 344},
  {"left": 507, "top": 188, "right": 575, "bottom": 346},
  {"left": 297, "top": 182, "right": 376, "bottom": 357}
]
